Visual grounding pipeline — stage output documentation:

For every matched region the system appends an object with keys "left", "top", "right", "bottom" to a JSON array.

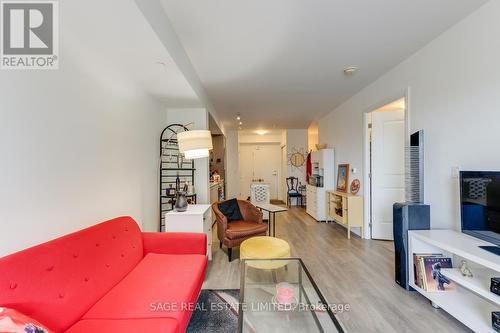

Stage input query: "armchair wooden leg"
[
  {"left": 228, "top": 247, "right": 232, "bottom": 262},
  {"left": 219, "top": 241, "right": 222, "bottom": 249}
]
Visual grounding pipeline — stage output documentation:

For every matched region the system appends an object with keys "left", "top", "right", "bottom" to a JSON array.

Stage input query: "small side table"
[
  {"left": 254, "top": 203, "right": 288, "bottom": 237},
  {"left": 165, "top": 204, "right": 212, "bottom": 260}
]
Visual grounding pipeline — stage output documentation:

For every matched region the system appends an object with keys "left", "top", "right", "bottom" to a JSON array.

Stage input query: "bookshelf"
[
  {"left": 408, "top": 230, "right": 500, "bottom": 333},
  {"left": 441, "top": 268, "right": 500, "bottom": 306},
  {"left": 159, "top": 124, "right": 197, "bottom": 231}
]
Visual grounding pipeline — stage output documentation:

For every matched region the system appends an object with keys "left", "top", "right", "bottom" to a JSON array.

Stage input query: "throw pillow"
[
  {"left": 0, "top": 307, "right": 53, "bottom": 333},
  {"left": 218, "top": 198, "right": 243, "bottom": 221}
]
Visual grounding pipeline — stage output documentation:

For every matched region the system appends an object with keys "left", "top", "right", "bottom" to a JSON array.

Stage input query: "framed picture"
[{"left": 337, "top": 164, "right": 350, "bottom": 192}]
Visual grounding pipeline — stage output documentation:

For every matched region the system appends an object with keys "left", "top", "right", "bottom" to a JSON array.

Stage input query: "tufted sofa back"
[{"left": 0, "top": 216, "right": 144, "bottom": 332}]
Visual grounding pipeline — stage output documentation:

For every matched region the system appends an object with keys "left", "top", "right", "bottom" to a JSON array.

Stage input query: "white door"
[
  {"left": 253, "top": 145, "right": 280, "bottom": 199},
  {"left": 371, "top": 110, "right": 405, "bottom": 240},
  {"left": 239, "top": 144, "right": 281, "bottom": 200}
]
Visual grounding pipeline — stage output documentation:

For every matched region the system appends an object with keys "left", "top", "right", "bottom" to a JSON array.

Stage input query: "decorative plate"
[{"left": 350, "top": 179, "right": 361, "bottom": 195}]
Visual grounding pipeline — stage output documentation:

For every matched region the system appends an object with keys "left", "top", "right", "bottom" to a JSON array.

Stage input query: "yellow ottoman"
[{"left": 240, "top": 236, "right": 290, "bottom": 269}]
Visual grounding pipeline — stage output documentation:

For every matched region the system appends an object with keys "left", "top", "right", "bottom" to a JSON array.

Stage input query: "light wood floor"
[{"left": 203, "top": 207, "right": 471, "bottom": 333}]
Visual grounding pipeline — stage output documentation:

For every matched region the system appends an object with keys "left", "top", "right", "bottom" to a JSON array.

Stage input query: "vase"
[{"left": 174, "top": 190, "right": 188, "bottom": 212}]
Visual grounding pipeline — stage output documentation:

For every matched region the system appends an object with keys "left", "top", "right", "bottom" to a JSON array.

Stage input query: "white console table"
[
  {"left": 408, "top": 230, "right": 500, "bottom": 333},
  {"left": 165, "top": 204, "right": 212, "bottom": 260}
]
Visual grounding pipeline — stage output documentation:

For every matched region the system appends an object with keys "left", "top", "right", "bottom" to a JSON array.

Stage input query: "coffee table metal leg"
[
  {"left": 297, "top": 264, "right": 324, "bottom": 332},
  {"left": 299, "top": 264, "right": 302, "bottom": 304},
  {"left": 269, "top": 211, "right": 271, "bottom": 236},
  {"left": 273, "top": 212, "right": 276, "bottom": 237},
  {"left": 260, "top": 208, "right": 269, "bottom": 236}
]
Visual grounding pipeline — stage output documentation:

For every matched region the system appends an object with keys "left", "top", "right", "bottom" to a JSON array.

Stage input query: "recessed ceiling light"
[
  {"left": 344, "top": 67, "right": 359, "bottom": 76},
  {"left": 239, "top": 121, "right": 243, "bottom": 125},
  {"left": 255, "top": 130, "right": 268, "bottom": 136},
  {"left": 236, "top": 114, "right": 241, "bottom": 120}
]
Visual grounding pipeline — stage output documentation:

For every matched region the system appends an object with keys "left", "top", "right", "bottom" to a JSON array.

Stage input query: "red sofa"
[{"left": 0, "top": 216, "right": 207, "bottom": 333}]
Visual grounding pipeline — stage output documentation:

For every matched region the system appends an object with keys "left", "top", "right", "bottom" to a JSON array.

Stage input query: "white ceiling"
[
  {"left": 160, "top": 0, "right": 487, "bottom": 130},
  {"left": 65, "top": 0, "right": 201, "bottom": 109}
]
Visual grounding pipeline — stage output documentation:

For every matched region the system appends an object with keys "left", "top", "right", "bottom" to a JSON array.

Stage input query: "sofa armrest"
[{"left": 142, "top": 232, "right": 207, "bottom": 256}]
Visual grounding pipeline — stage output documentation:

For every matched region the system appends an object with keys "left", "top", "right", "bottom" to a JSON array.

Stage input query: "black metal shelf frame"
[{"left": 159, "top": 124, "right": 197, "bottom": 230}]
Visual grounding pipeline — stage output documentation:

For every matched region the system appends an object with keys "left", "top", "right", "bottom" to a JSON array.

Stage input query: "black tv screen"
[{"left": 460, "top": 171, "right": 500, "bottom": 246}]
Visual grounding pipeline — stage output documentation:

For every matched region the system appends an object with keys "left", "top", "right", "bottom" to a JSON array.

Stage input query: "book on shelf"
[
  {"left": 413, "top": 253, "right": 440, "bottom": 289},
  {"left": 413, "top": 253, "right": 456, "bottom": 292}
]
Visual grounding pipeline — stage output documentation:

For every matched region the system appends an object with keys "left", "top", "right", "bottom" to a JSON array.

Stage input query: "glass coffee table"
[{"left": 239, "top": 258, "right": 345, "bottom": 333}]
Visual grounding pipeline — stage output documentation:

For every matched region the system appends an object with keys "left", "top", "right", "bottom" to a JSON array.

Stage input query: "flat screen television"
[{"left": 460, "top": 171, "right": 500, "bottom": 246}]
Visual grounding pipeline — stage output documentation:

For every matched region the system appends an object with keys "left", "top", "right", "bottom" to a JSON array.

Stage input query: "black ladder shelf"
[{"left": 159, "top": 124, "right": 196, "bottom": 231}]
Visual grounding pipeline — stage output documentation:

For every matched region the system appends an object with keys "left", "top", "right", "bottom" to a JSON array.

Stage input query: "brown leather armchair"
[{"left": 212, "top": 199, "right": 268, "bottom": 261}]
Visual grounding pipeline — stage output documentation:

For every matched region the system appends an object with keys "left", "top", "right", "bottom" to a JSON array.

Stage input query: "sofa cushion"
[
  {"left": 0, "top": 217, "right": 144, "bottom": 333},
  {"left": 226, "top": 220, "right": 268, "bottom": 239},
  {"left": 218, "top": 198, "right": 243, "bottom": 221},
  {"left": 83, "top": 253, "right": 207, "bottom": 332},
  {"left": 65, "top": 318, "right": 178, "bottom": 333}
]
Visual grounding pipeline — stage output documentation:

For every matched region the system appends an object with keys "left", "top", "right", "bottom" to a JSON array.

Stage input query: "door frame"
[{"left": 362, "top": 87, "right": 411, "bottom": 239}]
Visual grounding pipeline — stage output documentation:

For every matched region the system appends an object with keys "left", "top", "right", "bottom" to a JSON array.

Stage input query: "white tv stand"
[{"left": 408, "top": 230, "right": 500, "bottom": 333}]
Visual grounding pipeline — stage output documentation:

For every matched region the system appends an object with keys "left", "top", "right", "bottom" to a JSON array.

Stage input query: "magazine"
[
  {"left": 422, "top": 257, "right": 455, "bottom": 292},
  {"left": 413, "top": 254, "right": 455, "bottom": 292},
  {"left": 412, "top": 253, "right": 441, "bottom": 288}
]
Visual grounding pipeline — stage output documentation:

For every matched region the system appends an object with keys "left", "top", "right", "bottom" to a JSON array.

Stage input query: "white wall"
[
  {"left": 318, "top": 0, "right": 500, "bottom": 232},
  {"left": 0, "top": 46, "right": 164, "bottom": 257},
  {"left": 308, "top": 122, "right": 319, "bottom": 152},
  {"left": 165, "top": 108, "right": 210, "bottom": 204},
  {"left": 286, "top": 129, "right": 308, "bottom": 185},
  {"left": 210, "top": 135, "right": 225, "bottom": 175},
  {"left": 225, "top": 130, "right": 240, "bottom": 199},
  {"left": 284, "top": 129, "right": 308, "bottom": 205}
]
